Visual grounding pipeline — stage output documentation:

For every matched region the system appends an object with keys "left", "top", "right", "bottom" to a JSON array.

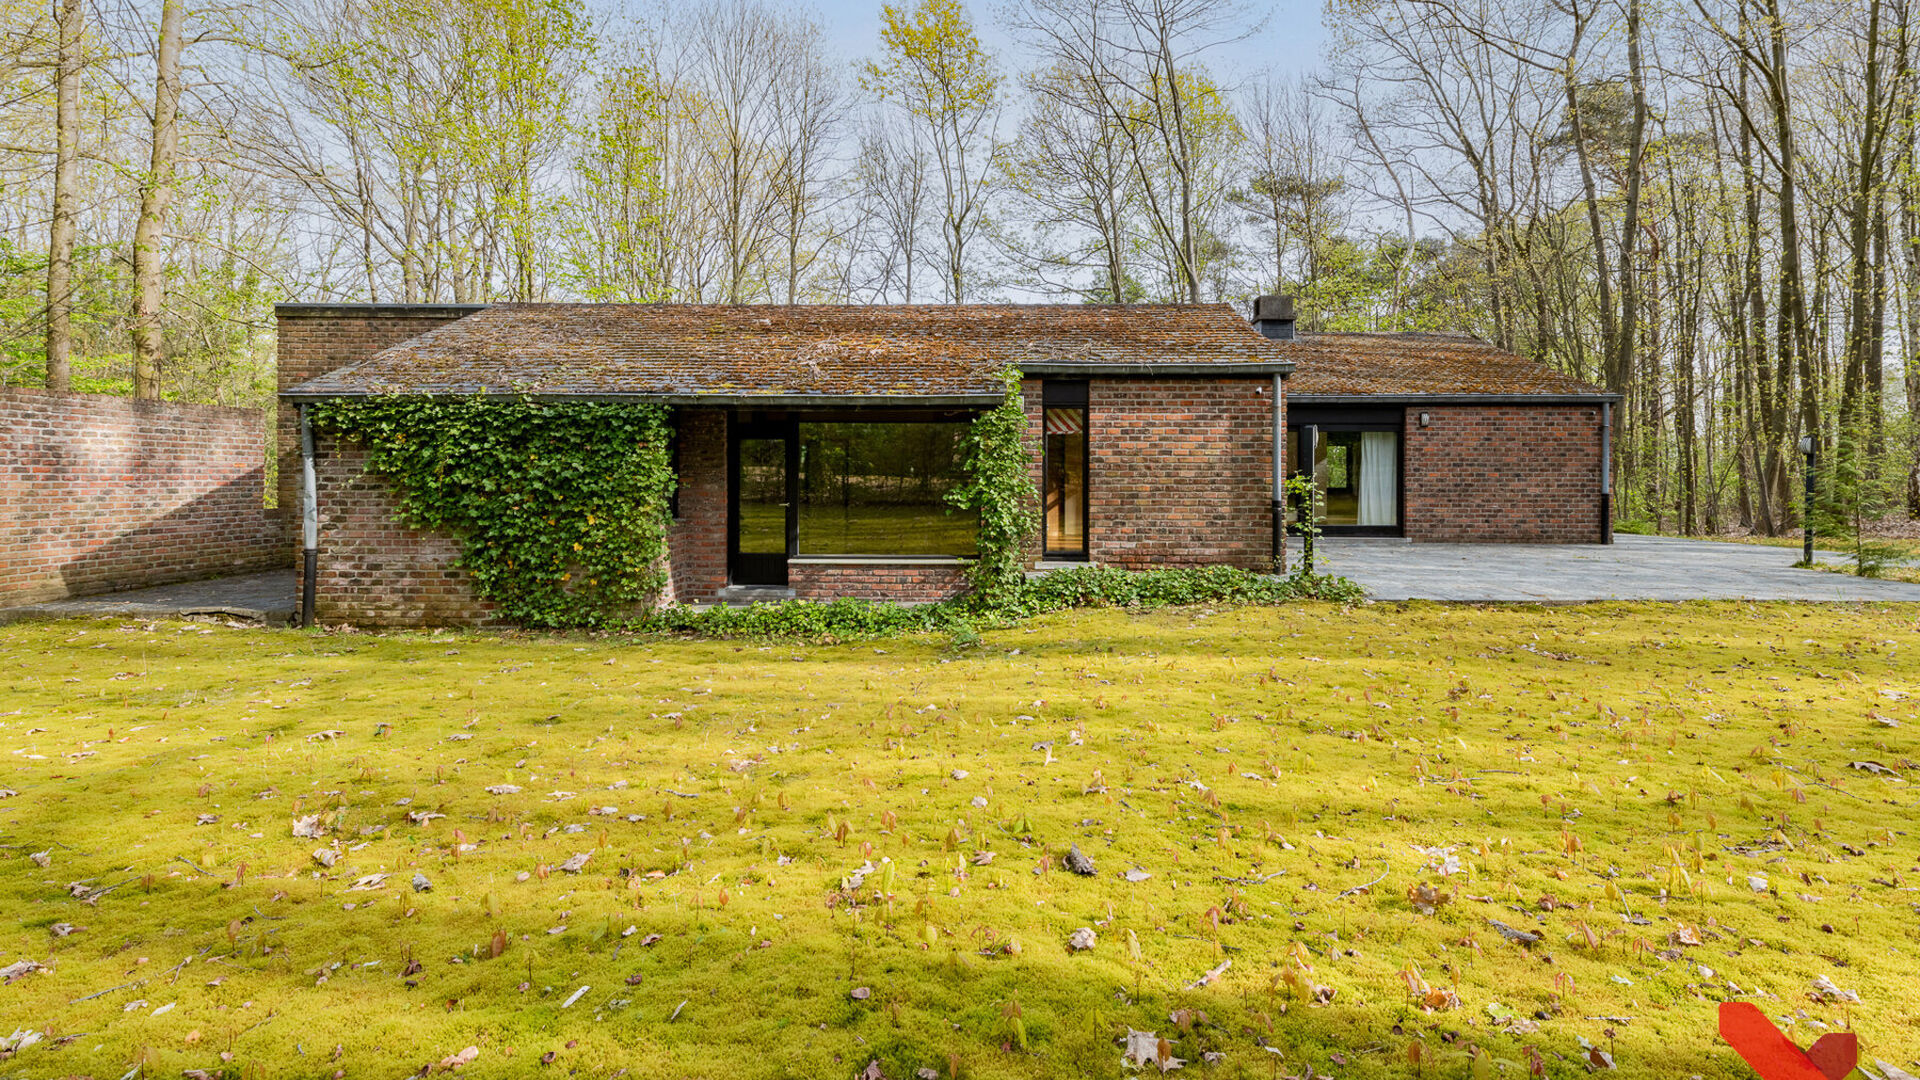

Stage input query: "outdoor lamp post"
[{"left": 1798, "top": 435, "right": 1816, "bottom": 565}]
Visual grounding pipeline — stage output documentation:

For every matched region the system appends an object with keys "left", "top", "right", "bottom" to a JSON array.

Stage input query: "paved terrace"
[
  {"left": 0, "top": 570, "right": 297, "bottom": 625},
  {"left": 1300, "top": 533, "right": 1920, "bottom": 602},
  {"left": 1, "top": 535, "right": 1916, "bottom": 626}
]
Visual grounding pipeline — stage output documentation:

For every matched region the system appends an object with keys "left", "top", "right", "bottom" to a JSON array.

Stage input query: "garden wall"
[{"left": 0, "top": 389, "right": 287, "bottom": 607}]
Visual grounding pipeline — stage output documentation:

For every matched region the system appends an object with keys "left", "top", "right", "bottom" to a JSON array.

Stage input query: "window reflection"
[{"left": 797, "top": 422, "right": 977, "bottom": 556}]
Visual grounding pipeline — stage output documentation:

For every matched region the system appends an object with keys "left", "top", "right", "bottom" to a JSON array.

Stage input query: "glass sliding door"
[
  {"left": 1289, "top": 410, "right": 1402, "bottom": 535},
  {"left": 1043, "top": 381, "right": 1089, "bottom": 558}
]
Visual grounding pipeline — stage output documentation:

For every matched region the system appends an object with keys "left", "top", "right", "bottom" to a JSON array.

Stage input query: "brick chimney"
[{"left": 1250, "top": 294, "right": 1296, "bottom": 341}]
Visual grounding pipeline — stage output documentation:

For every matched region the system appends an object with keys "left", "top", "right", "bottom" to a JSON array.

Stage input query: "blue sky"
[{"left": 798, "top": 0, "right": 1330, "bottom": 90}]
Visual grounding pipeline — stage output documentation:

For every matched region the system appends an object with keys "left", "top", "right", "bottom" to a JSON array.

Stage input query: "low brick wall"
[
  {"left": 0, "top": 389, "right": 287, "bottom": 607},
  {"left": 788, "top": 559, "right": 970, "bottom": 602},
  {"left": 1402, "top": 404, "right": 1606, "bottom": 542},
  {"left": 310, "top": 436, "right": 497, "bottom": 627}
]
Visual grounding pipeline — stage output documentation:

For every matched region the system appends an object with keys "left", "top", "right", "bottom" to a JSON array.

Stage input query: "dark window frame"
[
  {"left": 1042, "top": 380, "right": 1091, "bottom": 560},
  {"left": 794, "top": 417, "right": 978, "bottom": 558},
  {"left": 1288, "top": 408, "right": 1405, "bottom": 537}
]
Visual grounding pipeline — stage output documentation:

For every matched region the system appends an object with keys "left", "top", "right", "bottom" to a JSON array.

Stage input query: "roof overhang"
[
  {"left": 279, "top": 389, "right": 1007, "bottom": 408},
  {"left": 1019, "top": 361, "right": 1293, "bottom": 377},
  {"left": 276, "top": 303, "right": 490, "bottom": 319},
  {"left": 1290, "top": 392, "right": 1622, "bottom": 406}
]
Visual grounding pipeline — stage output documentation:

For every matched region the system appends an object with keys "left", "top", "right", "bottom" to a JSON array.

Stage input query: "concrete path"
[
  {"left": 1296, "top": 534, "right": 1920, "bottom": 602},
  {"left": 0, "top": 569, "right": 298, "bottom": 626}
]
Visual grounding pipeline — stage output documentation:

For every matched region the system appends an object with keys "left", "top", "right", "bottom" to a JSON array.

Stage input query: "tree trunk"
[
  {"left": 130, "top": 0, "right": 184, "bottom": 400},
  {"left": 44, "top": 0, "right": 83, "bottom": 393}
]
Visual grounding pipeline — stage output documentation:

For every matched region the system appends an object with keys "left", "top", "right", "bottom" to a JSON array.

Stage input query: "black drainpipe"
[
  {"left": 1271, "top": 372, "right": 1285, "bottom": 572},
  {"left": 1600, "top": 402, "right": 1614, "bottom": 545},
  {"left": 299, "top": 403, "right": 318, "bottom": 628}
]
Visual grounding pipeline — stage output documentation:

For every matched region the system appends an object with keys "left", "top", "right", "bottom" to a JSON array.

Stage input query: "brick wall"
[
  {"left": 310, "top": 435, "right": 497, "bottom": 626},
  {"left": 788, "top": 559, "right": 970, "bottom": 602},
  {"left": 667, "top": 408, "right": 728, "bottom": 604},
  {"left": 1076, "top": 377, "right": 1280, "bottom": 570},
  {"left": 275, "top": 304, "right": 483, "bottom": 511},
  {"left": 1402, "top": 404, "right": 1605, "bottom": 542},
  {"left": 0, "top": 389, "right": 287, "bottom": 607}
]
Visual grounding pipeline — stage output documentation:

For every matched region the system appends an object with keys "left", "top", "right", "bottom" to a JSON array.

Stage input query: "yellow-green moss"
[{"left": 1, "top": 602, "right": 1916, "bottom": 1079}]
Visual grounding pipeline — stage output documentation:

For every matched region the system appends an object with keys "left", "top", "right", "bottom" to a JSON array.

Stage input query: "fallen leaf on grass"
[
  {"left": 1811, "top": 975, "right": 1860, "bottom": 1003},
  {"left": 28, "top": 851, "right": 49, "bottom": 869},
  {"left": 1185, "top": 959, "right": 1229, "bottom": 990},
  {"left": 1123, "top": 868, "right": 1152, "bottom": 883},
  {"left": 559, "top": 852, "right": 590, "bottom": 874},
  {"left": 312, "top": 849, "right": 336, "bottom": 868},
  {"left": 0, "top": 959, "right": 45, "bottom": 982},
  {"left": 1123, "top": 1029, "right": 1184, "bottom": 1072},
  {"left": 431, "top": 1045, "right": 479, "bottom": 1072},
  {"left": 292, "top": 815, "right": 326, "bottom": 838},
  {"left": 407, "top": 811, "right": 445, "bottom": 825},
  {"left": 347, "top": 873, "right": 389, "bottom": 891},
  {"left": 1421, "top": 987, "right": 1461, "bottom": 1012},
  {"left": 1068, "top": 928, "right": 1097, "bottom": 951},
  {"left": 1408, "top": 882, "right": 1450, "bottom": 915},
  {"left": 485, "top": 784, "right": 521, "bottom": 795},
  {"left": 1065, "top": 844, "right": 1096, "bottom": 876}
]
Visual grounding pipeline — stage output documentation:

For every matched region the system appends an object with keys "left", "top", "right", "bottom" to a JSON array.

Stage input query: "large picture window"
[{"left": 797, "top": 422, "right": 977, "bottom": 556}]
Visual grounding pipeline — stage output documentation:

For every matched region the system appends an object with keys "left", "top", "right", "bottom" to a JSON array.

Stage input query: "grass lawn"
[
  {"left": 2, "top": 603, "right": 1918, "bottom": 1079},
  {"left": 1677, "top": 534, "right": 1920, "bottom": 584}
]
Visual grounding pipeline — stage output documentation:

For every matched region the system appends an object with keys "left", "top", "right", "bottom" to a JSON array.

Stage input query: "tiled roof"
[
  {"left": 1279, "top": 332, "right": 1613, "bottom": 398},
  {"left": 282, "top": 303, "right": 1294, "bottom": 402}
]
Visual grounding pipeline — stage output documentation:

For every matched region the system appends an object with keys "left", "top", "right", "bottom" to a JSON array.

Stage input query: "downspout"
[
  {"left": 1271, "top": 372, "right": 1286, "bottom": 572},
  {"left": 1600, "top": 402, "right": 1614, "bottom": 545},
  {"left": 299, "top": 403, "right": 318, "bottom": 628}
]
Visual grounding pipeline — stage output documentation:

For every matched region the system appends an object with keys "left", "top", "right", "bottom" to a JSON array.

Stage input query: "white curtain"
[{"left": 1357, "top": 431, "right": 1398, "bottom": 526}]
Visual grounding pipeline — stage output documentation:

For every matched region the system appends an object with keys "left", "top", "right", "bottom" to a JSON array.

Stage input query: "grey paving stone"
[
  {"left": 1294, "top": 534, "right": 1920, "bottom": 602},
  {"left": 0, "top": 570, "right": 298, "bottom": 625}
]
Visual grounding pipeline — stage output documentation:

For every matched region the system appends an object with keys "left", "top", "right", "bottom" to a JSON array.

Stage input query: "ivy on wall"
[
  {"left": 946, "top": 368, "right": 1041, "bottom": 607},
  {"left": 308, "top": 397, "right": 674, "bottom": 628}
]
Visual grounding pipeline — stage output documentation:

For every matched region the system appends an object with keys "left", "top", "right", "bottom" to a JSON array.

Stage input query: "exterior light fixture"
[
  {"left": 1798, "top": 436, "right": 1816, "bottom": 566},
  {"left": 1418, "top": 412, "right": 1431, "bottom": 429}
]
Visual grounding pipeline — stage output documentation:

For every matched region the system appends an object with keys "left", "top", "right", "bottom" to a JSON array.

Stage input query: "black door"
[{"left": 730, "top": 420, "right": 797, "bottom": 585}]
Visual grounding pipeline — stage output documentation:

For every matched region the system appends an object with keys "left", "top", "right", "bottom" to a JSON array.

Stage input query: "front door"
[{"left": 730, "top": 420, "right": 797, "bottom": 585}]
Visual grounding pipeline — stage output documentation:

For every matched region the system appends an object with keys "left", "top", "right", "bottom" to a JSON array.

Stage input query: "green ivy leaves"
[
  {"left": 310, "top": 396, "right": 674, "bottom": 628},
  {"left": 947, "top": 368, "right": 1040, "bottom": 607}
]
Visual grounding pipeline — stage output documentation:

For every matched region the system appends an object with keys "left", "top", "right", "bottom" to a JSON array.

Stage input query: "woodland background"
[{"left": 1, "top": 0, "right": 1913, "bottom": 536}]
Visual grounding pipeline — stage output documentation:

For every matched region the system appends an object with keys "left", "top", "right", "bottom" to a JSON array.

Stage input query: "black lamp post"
[{"left": 1798, "top": 435, "right": 1816, "bottom": 565}]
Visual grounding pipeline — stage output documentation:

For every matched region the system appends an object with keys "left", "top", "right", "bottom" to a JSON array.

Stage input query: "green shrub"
[{"left": 638, "top": 565, "right": 1362, "bottom": 642}]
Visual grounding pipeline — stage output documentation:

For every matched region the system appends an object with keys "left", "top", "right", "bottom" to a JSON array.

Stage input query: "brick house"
[{"left": 277, "top": 299, "right": 1615, "bottom": 625}]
